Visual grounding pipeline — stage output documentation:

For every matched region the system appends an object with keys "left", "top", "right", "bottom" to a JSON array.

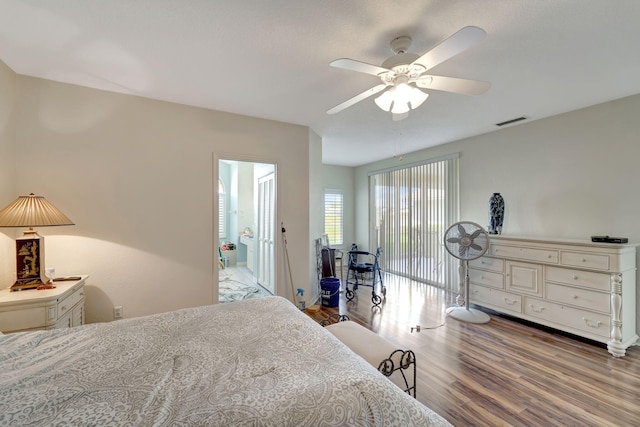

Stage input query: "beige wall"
[
  {"left": 0, "top": 61, "right": 16, "bottom": 285},
  {"left": 10, "top": 76, "right": 318, "bottom": 322}
]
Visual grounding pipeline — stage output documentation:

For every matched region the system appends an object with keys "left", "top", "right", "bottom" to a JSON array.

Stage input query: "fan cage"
[{"left": 443, "top": 221, "right": 489, "bottom": 261}]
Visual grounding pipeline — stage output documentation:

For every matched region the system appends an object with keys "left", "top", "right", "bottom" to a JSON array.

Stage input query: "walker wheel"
[{"left": 372, "top": 294, "right": 382, "bottom": 306}]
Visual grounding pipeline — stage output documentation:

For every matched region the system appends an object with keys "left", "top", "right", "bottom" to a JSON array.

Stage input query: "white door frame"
[{"left": 212, "top": 152, "right": 278, "bottom": 304}]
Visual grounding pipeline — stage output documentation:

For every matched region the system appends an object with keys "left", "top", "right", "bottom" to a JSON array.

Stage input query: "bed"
[{"left": 0, "top": 296, "right": 450, "bottom": 426}]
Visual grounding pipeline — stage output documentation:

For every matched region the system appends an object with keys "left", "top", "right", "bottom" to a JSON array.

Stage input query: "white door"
[{"left": 257, "top": 172, "right": 275, "bottom": 293}]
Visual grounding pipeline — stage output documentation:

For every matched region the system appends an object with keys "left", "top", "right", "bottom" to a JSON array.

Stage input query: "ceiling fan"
[{"left": 327, "top": 26, "right": 491, "bottom": 121}]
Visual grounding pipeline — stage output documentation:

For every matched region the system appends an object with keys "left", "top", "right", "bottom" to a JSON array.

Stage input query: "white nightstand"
[{"left": 0, "top": 275, "right": 88, "bottom": 333}]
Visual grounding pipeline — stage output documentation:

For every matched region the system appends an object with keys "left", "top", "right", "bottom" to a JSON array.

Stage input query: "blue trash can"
[{"left": 320, "top": 277, "right": 340, "bottom": 307}]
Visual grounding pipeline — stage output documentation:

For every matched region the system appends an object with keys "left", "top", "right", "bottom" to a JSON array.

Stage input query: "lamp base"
[
  {"left": 10, "top": 280, "right": 56, "bottom": 292},
  {"left": 10, "top": 280, "right": 44, "bottom": 292},
  {"left": 11, "top": 233, "right": 52, "bottom": 291}
]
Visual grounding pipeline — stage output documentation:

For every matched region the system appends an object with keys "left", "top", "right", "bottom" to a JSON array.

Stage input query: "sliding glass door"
[{"left": 369, "top": 155, "right": 459, "bottom": 290}]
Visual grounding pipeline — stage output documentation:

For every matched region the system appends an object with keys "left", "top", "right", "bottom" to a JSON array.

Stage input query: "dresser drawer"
[
  {"left": 561, "top": 251, "right": 610, "bottom": 271},
  {"left": 57, "top": 286, "right": 85, "bottom": 319},
  {"left": 524, "top": 297, "right": 610, "bottom": 340},
  {"left": 470, "top": 284, "right": 522, "bottom": 313},
  {"left": 545, "top": 266, "right": 610, "bottom": 291},
  {"left": 545, "top": 283, "right": 610, "bottom": 313},
  {"left": 469, "top": 256, "right": 504, "bottom": 273},
  {"left": 491, "top": 245, "right": 558, "bottom": 264},
  {"left": 469, "top": 268, "right": 504, "bottom": 288}
]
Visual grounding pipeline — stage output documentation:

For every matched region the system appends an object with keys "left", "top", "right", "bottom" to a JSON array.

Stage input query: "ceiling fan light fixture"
[
  {"left": 375, "top": 83, "right": 428, "bottom": 115},
  {"left": 374, "top": 88, "right": 394, "bottom": 112},
  {"left": 391, "top": 101, "right": 410, "bottom": 115},
  {"left": 409, "top": 87, "right": 429, "bottom": 109},
  {"left": 394, "top": 82, "right": 412, "bottom": 105}
]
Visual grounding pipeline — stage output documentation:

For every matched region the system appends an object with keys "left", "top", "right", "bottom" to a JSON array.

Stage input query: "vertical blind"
[
  {"left": 324, "top": 190, "right": 344, "bottom": 246},
  {"left": 369, "top": 155, "right": 459, "bottom": 290}
]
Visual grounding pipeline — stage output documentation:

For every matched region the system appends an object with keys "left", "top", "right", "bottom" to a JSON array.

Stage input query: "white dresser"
[
  {"left": 0, "top": 276, "right": 87, "bottom": 333},
  {"left": 467, "top": 236, "right": 637, "bottom": 357}
]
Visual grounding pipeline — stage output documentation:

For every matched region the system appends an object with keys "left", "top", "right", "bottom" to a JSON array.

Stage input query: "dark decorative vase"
[{"left": 488, "top": 193, "right": 504, "bottom": 235}]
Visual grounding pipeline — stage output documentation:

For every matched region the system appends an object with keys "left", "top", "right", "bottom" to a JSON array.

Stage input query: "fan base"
[{"left": 446, "top": 307, "right": 490, "bottom": 324}]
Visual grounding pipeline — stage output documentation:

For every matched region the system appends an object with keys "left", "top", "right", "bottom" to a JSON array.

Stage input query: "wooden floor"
[{"left": 307, "top": 274, "right": 640, "bottom": 426}]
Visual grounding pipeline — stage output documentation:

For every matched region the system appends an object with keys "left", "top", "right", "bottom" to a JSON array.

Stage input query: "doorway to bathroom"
[{"left": 217, "top": 158, "right": 276, "bottom": 303}]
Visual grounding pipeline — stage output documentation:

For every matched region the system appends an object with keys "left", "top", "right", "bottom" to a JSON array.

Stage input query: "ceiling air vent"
[{"left": 495, "top": 116, "right": 528, "bottom": 127}]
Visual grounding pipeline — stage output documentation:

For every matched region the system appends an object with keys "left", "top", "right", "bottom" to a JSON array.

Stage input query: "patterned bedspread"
[{"left": 0, "top": 296, "right": 450, "bottom": 426}]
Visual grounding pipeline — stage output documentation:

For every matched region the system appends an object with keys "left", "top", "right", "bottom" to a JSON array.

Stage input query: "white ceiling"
[{"left": 2, "top": 1, "right": 640, "bottom": 166}]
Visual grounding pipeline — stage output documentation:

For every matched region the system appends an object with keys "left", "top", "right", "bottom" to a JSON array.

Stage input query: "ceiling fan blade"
[
  {"left": 412, "top": 26, "right": 486, "bottom": 71},
  {"left": 416, "top": 75, "right": 490, "bottom": 95},
  {"left": 330, "top": 58, "right": 390, "bottom": 76},
  {"left": 327, "top": 84, "right": 388, "bottom": 114}
]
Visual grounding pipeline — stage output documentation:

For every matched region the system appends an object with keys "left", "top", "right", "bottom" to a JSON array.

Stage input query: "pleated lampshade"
[{"left": 0, "top": 193, "right": 74, "bottom": 228}]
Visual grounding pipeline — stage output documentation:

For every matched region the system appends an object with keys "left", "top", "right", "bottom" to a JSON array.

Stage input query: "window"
[
  {"left": 369, "top": 154, "right": 459, "bottom": 290},
  {"left": 219, "top": 179, "right": 226, "bottom": 239},
  {"left": 324, "top": 190, "right": 344, "bottom": 246}
]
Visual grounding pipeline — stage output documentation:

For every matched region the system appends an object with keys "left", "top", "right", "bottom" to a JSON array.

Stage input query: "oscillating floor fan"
[{"left": 443, "top": 221, "right": 491, "bottom": 324}]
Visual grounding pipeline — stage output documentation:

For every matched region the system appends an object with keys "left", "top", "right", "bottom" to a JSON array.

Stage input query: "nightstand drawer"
[
  {"left": 0, "top": 306, "right": 47, "bottom": 331},
  {"left": 57, "top": 286, "right": 85, "bottom": 319}
]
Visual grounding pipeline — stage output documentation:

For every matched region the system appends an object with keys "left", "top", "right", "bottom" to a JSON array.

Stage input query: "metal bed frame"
[{"left": 320, "top": 314, "right": 416, "bottom": 397}]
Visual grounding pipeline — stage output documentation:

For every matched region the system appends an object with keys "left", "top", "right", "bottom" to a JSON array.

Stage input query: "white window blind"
[
  {"left": 324, "top": 190, "right": 344, "bottom": 246},
  {"left": 219, "top": 179, "right": 227, "bottom": 239},
  {"left": 369, "top": 155, "right": 459, "bottom": 290}
]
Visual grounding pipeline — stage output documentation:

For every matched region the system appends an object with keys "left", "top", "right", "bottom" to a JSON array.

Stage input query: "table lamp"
[{"left": 0, "top": 193, "right": 74, "bottom": 291}]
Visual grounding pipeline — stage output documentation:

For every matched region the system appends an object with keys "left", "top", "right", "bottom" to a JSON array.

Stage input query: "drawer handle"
[
  {"left": 504, "top": 298, "right": 518, "bottom": 306},
  {"left": 572, "top": 294, "right": 578, "bottom": 299},
  {"left": 60, "top": 305, "right": 67, "bottom": 312},
  {"left": 529, "top": 304, "right": 545, "bottom": 313},
  {"left": 582, "top": 258, "right": 587, "bottom": 262},
  {"left": 548, "top": 255, "right": 553, "bottom": 258},
  {"left": 573, "top": 275, "right": 579, "bottom": 280},
  {"left": 582, "top": 317, "right": 602, "bottom": 328}
]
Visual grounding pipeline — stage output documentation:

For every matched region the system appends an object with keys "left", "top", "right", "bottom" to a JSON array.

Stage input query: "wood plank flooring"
[{"left": 307, "top": 274, "right": 640, "bottom": 426}]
